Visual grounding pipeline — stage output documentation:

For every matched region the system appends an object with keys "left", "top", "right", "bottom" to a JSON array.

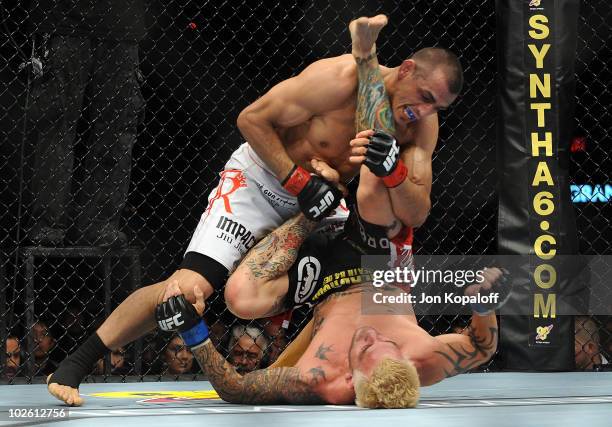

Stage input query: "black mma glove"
[
  {"left": 282, "top": 165, "right": 343, "bottom": 221},
  {"left": 155, "top": 295, "right": 209, "bottom": 348},
  {"left": 465, "top": 267, "right": 511, "bottom": 316},
  {"left": 363, "top": 129, "right": 408, "bottom": 188}
]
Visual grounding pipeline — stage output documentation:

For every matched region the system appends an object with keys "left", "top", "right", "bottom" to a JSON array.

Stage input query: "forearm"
[
  {"left": 242, "top": 214, "right": 318, "bottom": 281},
  {"left": 354, "top": 52, "right": 395, "bottom": 134},
  {"left": 387, "top": 181, "right": 431, "bottom": 228},
  {"left": 464, "top": 313, "right": 498, "bottom": 360},
  {"left": 237, "top": 110, "right": 294, "bottom": 180},
  {"left": 191, "top": 340, "right": 321, "bottom": 404},
  {"left": 356, "top": 167, "right": 402, "bottom": 234},
  {"left": 433, "top": 315, "right": 498, "bottom": 380}
]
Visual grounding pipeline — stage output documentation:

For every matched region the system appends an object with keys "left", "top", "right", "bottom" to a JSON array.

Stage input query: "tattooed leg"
[
  {"left": 349, "top": 16, "right": 403, "bottom": 230},
  {"left": 243, "top": 214, "right": 318, "bottom": 281},
  {"left": 350, "top": 16, "right": 395, "bottom": 134},
  {"left": 225, "top": 214, "right": 318, "bottom": 318}
]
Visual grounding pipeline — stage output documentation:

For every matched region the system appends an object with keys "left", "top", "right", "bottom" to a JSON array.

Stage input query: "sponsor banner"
[
  {"left": 571, "top": 184, "right": 612, "bottom": 203},
  {"left": 496, "top": 0, "right": 581, "bottom": 368}
]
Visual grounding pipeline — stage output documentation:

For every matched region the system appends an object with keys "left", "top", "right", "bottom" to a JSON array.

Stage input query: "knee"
[
  {"left": 155, "top": 269, "right": 214, "bottom": 305},
  {"left": 224, "top": 275, "right": 258, "bottom": 319}
]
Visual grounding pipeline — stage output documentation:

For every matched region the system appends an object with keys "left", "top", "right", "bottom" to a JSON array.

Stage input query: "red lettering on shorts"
[
  {"left": 203, "top": 170, "right": 247, "bottom": 219},
  {"left": 390, "top": 227, "right": 415, "bottom": 291}
]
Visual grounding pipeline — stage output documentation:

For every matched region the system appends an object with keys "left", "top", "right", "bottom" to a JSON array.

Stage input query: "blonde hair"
[{"left": 354, "top": 358, "right": 420, "bottom": 408}]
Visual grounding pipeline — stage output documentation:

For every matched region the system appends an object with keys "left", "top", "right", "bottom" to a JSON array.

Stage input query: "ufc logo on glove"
[
  {"left": 383, "top": 144, "right": 400, "bottom": 173},
  {"left": 308, "top": 190, "right": 336, "bottom": 219},
  {"left": 158, "top": 313, "right": 185, "bottom": 331}
]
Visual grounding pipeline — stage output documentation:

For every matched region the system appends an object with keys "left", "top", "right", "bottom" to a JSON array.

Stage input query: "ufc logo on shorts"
[
  {"left": 383, "top": 144, "right": 399, "bottom": 172},
  {"left": 158, "top": 313, "right": 184, "bottom": 331},
  {"left": 309, "top": 191, "right": 335, "bottom": 219}
]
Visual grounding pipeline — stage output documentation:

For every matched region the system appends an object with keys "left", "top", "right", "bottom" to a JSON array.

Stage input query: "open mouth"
[{"left": 403, "top": 106, "right": 418, "bottom": 122}]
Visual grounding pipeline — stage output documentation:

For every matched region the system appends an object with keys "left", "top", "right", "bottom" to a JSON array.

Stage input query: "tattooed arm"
[
  {"left": 191, "top": 339, "right": 324, "bottom": 404},
  {"left": 424, "top": 313, "right": 498, "bottom": 385}
]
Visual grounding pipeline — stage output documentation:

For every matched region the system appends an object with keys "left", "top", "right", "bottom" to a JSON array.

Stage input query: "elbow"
[
  {"left": 237, "top": 108, "right": 266, "bottom": 151},
  {"left": 237, "top": 107, "right": 260, "bottom": 137},
  {"left": 481, "top": 330, "right": 499, "bottom": 362},
  {"left": 236, "top": 108, "right": 252, "bottom": 134},
  {"left": 482, "top": 346, "right": 498, "bottom": 364},
  {"left": 217, "top": 390, "right": 240, "bottom": 404}
]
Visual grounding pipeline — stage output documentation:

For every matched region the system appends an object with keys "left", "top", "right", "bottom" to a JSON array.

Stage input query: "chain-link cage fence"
[
  {"left": 571, "top": 0, "right": 612, "bottom": 371},
  {"left": 0, "top": 0, "right": 610, "bottom": 383}
]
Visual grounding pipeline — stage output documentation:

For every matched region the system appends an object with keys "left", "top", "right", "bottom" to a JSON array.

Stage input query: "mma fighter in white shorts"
[{"left": 48, "top": 15, "right": 463, "bottom": 406}]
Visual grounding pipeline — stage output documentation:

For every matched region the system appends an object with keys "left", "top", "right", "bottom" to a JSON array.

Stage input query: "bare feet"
[
  {"left": 349, "top": 14, "right": 388, "bottom": 58},
  {"left": 47, "top": 374, "right": 84, "bottom": 406}
]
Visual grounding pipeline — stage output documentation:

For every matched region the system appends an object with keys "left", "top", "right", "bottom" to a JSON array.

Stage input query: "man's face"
[
  {"left": 348, "top": 326, "right": 402, "bottom": 376},
  {"left": 5, "top": 338, "right": 21, "bottom": 378},
  {"left": 32, "top": 323, "right": 54, "bottom": 359},
  {"left": 230, "top": 335, "right": 265, "bottom": 374},
  {"left": 164, "top": 337, "right": 193, "bottom": 374},
  {"left": 392, "top": 60, "right": 457, "bottom": 125}
]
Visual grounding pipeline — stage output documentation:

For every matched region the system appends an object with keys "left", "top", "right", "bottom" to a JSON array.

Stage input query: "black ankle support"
[{"left": 50, "top": 333, "right": 109, "bottom": 388}]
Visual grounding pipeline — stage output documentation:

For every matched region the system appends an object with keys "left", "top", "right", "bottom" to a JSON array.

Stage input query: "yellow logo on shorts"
[
  {"left": 90, "top": 390, "right": 220, "bottom": 400},
  {"left": 535, "top": 324, "right": 553, "bottom": 341}
]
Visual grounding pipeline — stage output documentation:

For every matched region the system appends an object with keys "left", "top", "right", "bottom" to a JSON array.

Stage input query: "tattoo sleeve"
[
  {"left": 191, "top": 340, "right": 323, "bottom": 404},
  {"left": 243, "top": 214, "right": 318, "bottom": 281},
  {"left": 354, "top": 52, "right": 395, "bottom": 134}
]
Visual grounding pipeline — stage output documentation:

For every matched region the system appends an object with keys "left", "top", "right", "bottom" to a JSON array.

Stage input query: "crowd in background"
[
  {"left": 3, "top": 309, "right": 289, "bottom": 380},
  {"left": 4, "top": 312, "right": 611, "bottom": 381}
]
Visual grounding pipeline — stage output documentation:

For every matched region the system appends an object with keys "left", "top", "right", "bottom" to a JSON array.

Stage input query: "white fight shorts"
[{"left": 183, "top": 143, "right": 348, "bottom": 287}]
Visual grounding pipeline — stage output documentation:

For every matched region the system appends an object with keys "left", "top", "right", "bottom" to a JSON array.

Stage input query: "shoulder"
[
  {"left": 302, "top": 54, "right": 356, "bottom": 77},
  {"left": 297, "top": 54, "right": 357, "bottom": 92}
]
